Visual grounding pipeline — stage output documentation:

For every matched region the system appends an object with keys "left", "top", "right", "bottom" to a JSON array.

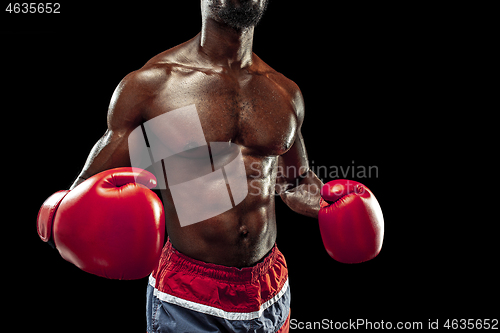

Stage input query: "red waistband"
[
  {"left": 153, "top": 238, "right": 284, "bottom": 283},
  {"left": 150, "top": 238, "right": 289, "bottom": 315}
]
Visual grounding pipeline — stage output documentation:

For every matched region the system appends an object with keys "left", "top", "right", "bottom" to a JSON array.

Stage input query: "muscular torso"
[{"left": 137, "top": 37, "right": 301, "bottom": 267}]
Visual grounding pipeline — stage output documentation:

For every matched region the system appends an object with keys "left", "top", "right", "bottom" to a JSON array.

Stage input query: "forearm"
[
  {"left": 277, "top": 169, "right": 324, "bottom": 218},
  {"left": 70, "top": 130, "right": 130, "bottom": 190},
  {"left": 71, "top": 169, "right": 95, "bottom": 189},
  {"left": 70, "top": 136, "right": 108, "bottom": 190}
]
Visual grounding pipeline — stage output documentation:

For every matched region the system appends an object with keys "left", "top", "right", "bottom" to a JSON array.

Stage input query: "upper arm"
[
  {"left": 276, "top": 131, "right": 310, "bottom": 188},
  {"left": 275, "top": 85, "right": 324, "bottom": 215},
  {"left": 276, "top": 85, "right": 309, "bottom": 187},
  {"left": 107, "top": 70, "right": 151, "bottom": 133}
]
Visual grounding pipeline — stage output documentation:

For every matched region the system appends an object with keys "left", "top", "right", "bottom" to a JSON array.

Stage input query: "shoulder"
[
  {"left": 251, "top": 55, "right": 305, "bottom": 124},
  {"left": 118, "top": 36, "right": 199, "bottom": 93},
  {"left": 107, "top": 37, "right": 201, "bottom": 130},
  {"left": 106, "top": 65, "right": 169, "bottom": 130},
  {"left": 275, "top": 73, "right": 304, "bottom": 123},
  {"left": 115, "top": 36, "right": 200, "bottom": 96},
  {"left": 107, "top": 47, "right": 182, "bottom": 125}
]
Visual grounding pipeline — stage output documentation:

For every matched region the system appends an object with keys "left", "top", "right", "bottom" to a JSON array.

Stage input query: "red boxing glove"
[
  {"left": 37, "top": 167, "right": 165, "bottom": 280},
  {"left": 318, "top": 179, "right": 384, "bottom": 263}
]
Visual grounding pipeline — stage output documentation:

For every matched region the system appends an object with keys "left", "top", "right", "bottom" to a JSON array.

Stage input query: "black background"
[{"left": 3, "top": 1, "right": 496, "bottom": 332}]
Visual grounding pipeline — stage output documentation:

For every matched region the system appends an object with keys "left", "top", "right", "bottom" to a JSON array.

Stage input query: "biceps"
[
  {"left": 80, "top": 129, "right": 131, "bottom": 176},
  {"left": 277, "top": 132, "right": 310, "bottom": 185}
]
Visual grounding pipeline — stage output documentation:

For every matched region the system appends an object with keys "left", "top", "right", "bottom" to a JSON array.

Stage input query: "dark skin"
[{"left": 71, "top": 0, "right": 323, "bottom": 268}]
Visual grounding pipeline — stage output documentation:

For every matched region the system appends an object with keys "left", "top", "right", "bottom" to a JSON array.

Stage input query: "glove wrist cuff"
[
  {"left": 319, "top": 196, "right": 330, "bottom": 208},
  {"left": 37, "top": 190, "right": 70, "bottom": 246}
]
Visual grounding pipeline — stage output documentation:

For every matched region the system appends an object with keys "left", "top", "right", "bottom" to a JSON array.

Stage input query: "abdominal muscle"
[{"left": 159, "top": 174, "right": 278, "bottom": 268}]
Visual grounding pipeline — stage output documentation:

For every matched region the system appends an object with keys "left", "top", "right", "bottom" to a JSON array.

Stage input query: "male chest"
[{"left": 146, "top": 70, "right": 298, "bottom": 157}]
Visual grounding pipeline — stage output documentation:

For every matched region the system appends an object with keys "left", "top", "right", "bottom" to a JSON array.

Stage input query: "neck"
[{"left": 199, "top": 18, "right": 254, "bottom": 70}]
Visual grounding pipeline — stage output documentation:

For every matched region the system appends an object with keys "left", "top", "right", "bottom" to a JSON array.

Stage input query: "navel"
[{"left": 239, "top": 225, "right": 249, "bottom": 238}]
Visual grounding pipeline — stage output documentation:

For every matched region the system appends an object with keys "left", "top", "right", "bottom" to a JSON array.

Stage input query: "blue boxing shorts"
[{"left": 146, "top": 238, "right": 291, "bottom": 332}]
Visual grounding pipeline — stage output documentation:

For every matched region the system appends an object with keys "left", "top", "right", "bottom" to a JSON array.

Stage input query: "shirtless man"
[{"left": 37, "top": 1, "right": 383, "bottom": 331}]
